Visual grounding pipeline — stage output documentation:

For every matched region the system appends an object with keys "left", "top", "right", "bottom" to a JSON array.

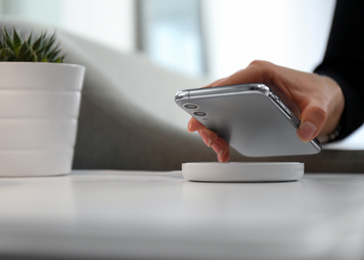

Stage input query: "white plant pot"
[{"left": 0, "top": 62, "right": 85, "bottom": 177}]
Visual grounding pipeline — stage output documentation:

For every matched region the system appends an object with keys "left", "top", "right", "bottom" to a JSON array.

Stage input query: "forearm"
[{"left": 314, "top": 0, "right": 364, "bottom": 141}]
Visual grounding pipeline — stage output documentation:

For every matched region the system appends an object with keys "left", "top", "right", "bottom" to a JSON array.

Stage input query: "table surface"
[{"left": 0, "top": 170, "right": 364, "bottom": 260}]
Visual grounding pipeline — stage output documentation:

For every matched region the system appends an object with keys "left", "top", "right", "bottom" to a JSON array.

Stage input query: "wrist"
[{"left": 317, "top": 124, "right": 342, "bottom": 143}]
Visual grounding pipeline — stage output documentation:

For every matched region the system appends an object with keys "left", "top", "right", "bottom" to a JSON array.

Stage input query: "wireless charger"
[{"left": 182, "top": 162, "right": 304, "bottom": 182}]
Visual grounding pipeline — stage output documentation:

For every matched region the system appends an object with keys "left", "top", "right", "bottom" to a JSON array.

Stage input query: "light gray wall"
[{"left": 0, "top": 0, "right": 60, "bottom": 25}]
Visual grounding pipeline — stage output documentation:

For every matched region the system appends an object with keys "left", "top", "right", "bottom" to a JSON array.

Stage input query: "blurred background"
[
  {"left": 0, "top": 0, "right": 335, "bottom": 79},
  {"left": 1, "top": 0, "right": 363, "bottom": 148}
]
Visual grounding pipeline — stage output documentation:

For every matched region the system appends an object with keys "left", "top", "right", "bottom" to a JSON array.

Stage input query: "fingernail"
[
  {"left": 199, "top": 130, "right": 212, "bottom": 147},
  {"left": 297, "top": 121, "right": 317, "bottom": 143}
]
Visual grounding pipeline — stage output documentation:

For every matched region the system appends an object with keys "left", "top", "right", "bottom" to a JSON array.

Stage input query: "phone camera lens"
[
  {"left": 183, "top": 103, "right": 198, "bottom": 110},
  {"left": 193, "top": 111, "right": 207, "bottom": 117}
]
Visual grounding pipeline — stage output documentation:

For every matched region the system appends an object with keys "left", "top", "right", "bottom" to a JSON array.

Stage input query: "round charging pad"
[{"left": 182, "top": 162, "right": 304, "bottom": 182}]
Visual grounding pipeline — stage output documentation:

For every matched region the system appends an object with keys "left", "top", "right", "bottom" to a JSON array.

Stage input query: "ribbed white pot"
[{"left": 0, "top": 62, "right": 85, "bottom": 177}]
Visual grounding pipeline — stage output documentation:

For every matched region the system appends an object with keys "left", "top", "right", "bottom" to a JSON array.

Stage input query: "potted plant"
[{"left": 0, "top": 26, "right": 85, "bottom": 176}]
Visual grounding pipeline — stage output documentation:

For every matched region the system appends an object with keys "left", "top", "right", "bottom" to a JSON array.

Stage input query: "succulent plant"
[{"left": 0, "top": 26, "right": 65, "bottom": 63}]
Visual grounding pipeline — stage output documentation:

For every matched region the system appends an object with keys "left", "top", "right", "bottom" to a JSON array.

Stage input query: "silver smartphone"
[{"left": 175, "top": 83, "right": 321, "bottom": 157}]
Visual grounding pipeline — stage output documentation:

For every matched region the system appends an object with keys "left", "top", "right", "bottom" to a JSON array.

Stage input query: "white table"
[{"left": 0, "top": 170, "right": 364, "bottom": 260}]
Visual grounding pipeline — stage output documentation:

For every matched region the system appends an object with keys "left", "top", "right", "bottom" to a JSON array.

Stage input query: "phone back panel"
[{"left": 176, "top": 87, "right": 320, "bottom": 157}]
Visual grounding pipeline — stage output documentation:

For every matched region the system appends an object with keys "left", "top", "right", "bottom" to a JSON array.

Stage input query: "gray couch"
[{"left": 2, "top": 21, "right": 364, "bottom": 173}]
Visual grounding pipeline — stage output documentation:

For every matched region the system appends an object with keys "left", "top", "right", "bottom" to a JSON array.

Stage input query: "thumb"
[{"left": 296, "top": 105, "right": 327, "bottom": 143}]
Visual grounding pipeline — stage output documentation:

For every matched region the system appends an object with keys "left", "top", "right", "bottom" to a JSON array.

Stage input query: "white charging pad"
[{"left": 182, "top": 162, "right": 304, "bottom": 182}]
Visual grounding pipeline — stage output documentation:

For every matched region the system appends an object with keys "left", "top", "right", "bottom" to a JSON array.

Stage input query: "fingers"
[
  {"left": 297, "top": 105, "right": 327, "bottom": 142},
  {"left": 201, "top": 60, "right": 276, "bottom": 89},
  {"left": 188, "top": 118, "right": 230, "bottom": 162},
  {"left": 296, "top": 76, "right": 344, "bottom": 142},
  {"left": 188, "top": 118, "right": 217, "bottom": 147},
  {"left": 211, "top": 60, "right": 275, "bottom": 87},
  {"left": 197, "top": 129, "right": 217, "bottom": 147},
  {"left": 200, "top": 77, "right": 227, "bottom": 88},
  {"left": 187, "top": 117, "right": 205, "bottom": 132},
  {"left": 211, "top": 137, "right": 230, "bottom": 162}
]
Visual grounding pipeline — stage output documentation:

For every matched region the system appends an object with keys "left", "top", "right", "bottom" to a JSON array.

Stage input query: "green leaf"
[
  {"left": 56, "top": 55, "right": 65, "bottom": 63},
  {"left": 12, "top": 26, "right": 22, "bottom": 51},
  {"left": 30, "top": 52, "right": 37, "bottom": 62},
  {"left": 3, "top": 27, "right": 14, "bottom": 49},
  {"left": 26, "top": 31, "right": 33, "bottom": 47},
  {"left": 1, "top": 26, "right": 65, "bottom": 63},
  {"left": 4, "top": 47, "right": 15, "bottom": 57},
  {"left": 44, "top": 32, "right": 56, "bottom": 53},
  {"left": 19, "top": 42, "right": 31, "bottom": 60},
  {"left": 3, "top": 47, "right": 16, "bottom": 61},
  {"left": 31, "top": 32, "right": 45, "bottom": 53},
  {"left": 48, "top": 49, "right": 61, "bottom": 62},
  {"left": 24, "top": 50, "right": 34, "bottom": 61}
]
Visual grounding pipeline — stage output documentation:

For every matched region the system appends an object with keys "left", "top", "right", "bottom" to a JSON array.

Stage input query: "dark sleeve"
[{"left": 314, "top": 0, "right": 364, "bottom": 141}]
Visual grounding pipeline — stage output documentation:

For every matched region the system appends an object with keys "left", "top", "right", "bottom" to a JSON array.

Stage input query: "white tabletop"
[{"left": 0, "top": 170, "right": 364, "bottom": 260}]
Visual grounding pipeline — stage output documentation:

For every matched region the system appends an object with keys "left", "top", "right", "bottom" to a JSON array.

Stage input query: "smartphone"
[{"left": 175, "top": 83, "right": 321, "bottom": 157}]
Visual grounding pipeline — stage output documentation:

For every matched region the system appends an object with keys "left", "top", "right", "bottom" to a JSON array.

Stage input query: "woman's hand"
[{"left": 187, "top": 60, "right": 345, "bottom": 162}]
